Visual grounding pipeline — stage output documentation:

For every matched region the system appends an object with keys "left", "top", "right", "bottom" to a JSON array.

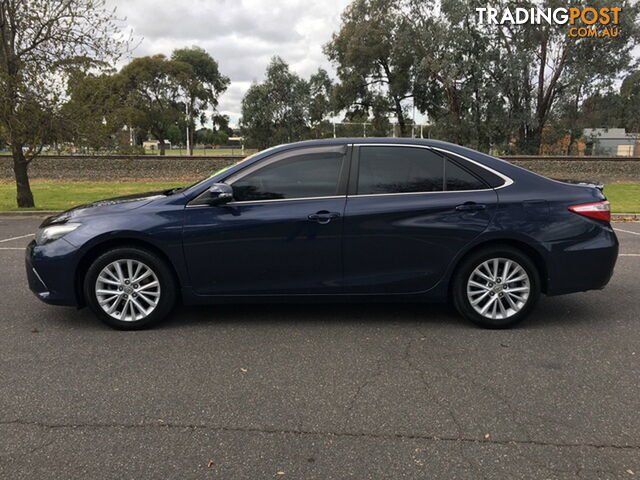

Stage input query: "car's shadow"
[
  {"left": 158, "top": 294, "right": 606, "bottom": 331},
  {"left": 49, "top": 294, "right": 607, "bottom": 332},
  {"left": 162, "top": 301, "right": 465, "bottom": 330}
]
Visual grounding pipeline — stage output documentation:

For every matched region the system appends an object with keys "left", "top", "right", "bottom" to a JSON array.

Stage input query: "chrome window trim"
[
  {"left": 349, "top": 189, "right": 494, "bottom": 199},
  {"left": 188, "top": 145, "right": 346, "bottom": 207},
  {"left": 353, "top": 143, "right": 514, "bottom": 193},
  {"left": 429, "top": 146, "right": 514, "bottom": 189},
  {"left": 224, "top": 145, "right": 346, "bottom": 184},
  {"left": 186, "top": 195, "right": 347, "bottom": 208},
  {"left": 186, "top": 142, "right": 514, "bottom": 207}
]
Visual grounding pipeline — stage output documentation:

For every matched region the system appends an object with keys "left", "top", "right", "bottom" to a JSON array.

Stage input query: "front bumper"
[{"left": 25, "top": 240, "right": 80, "bottom": 306}]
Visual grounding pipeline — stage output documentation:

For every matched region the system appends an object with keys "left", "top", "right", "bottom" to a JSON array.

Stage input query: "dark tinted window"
[
  {"left": 232, "top": 153, "right": 343, "bottom": 201},
  {"left": 440, "top": 152, "right": 505, "bottom": 188},
  {"left": 445, "top": 159, "right": 487, "bottom": 191},
  {"left": 357, "top": 146, "right": 444, "bottom": 194}
]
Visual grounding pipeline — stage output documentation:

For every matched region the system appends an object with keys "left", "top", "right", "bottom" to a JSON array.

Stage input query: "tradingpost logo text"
[{"left": 476, "top": 6, "right": 622, "bottom": 37}]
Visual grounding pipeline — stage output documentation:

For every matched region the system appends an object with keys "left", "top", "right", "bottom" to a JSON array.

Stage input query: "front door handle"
[
  {"left": 308, "top": 210, "right": 341, "bottom": 224},
  {"left": 455, "top": 202, "right": 487, "bottom": 212}
]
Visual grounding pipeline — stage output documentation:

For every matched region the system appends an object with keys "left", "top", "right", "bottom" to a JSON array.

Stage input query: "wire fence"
[{"left": 329, "top": 122, "right": 431, "bottom": 138}]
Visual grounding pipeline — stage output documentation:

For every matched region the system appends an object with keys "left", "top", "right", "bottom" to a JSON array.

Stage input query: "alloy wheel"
[
  {"left": 95, "top": 259, "right": 161, "bottom": 322},
  {"left": 466, "top": 257, "right": 530, "bottom": 320}
]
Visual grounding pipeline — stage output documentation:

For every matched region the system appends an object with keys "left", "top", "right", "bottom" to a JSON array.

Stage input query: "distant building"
[
  {"left": 143, "top": 139, "right": 172, "bottom": 151},
  {"left": 226, "top": 136, "right": 244, "bottom": 148},
  {"left": 582, "top": 128, "right": 640, "bottom": 156}
]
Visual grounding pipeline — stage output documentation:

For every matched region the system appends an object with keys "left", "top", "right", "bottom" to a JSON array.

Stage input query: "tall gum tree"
[
  {"left": 0, "top": 0, "right": 129, "bottom": 207},
  {"left": 171, "top": 47, "right": 229, "bottom": 155},
  {"left": 324, "top": 0, "right": 415, "bottom": 136},
  {"left": 240, "top": 57, "right": 312, "bottom": 149},
  {"left": 118, "top": 55, "right": 190, "bottom": 156}
]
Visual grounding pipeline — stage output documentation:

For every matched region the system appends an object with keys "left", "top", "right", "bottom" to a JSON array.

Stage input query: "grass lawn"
[
  {"left": 604, "top": 184, "right": 640, "bottom": 213},
  {"left": 0, "top": 181, "right": 183, "bottom": 212},
  {"left": 0, "top": 181, "right": 638, "bottom": 213},
  {"left": 0, "top": 148, "right": 256, "bottom": 157}
]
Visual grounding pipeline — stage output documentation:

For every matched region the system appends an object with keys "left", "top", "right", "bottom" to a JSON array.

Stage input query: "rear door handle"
[
  {"left": 455, "top": 202, "right": 487, "bottom": 212},
  {"left": 308, "top": 211, "right": 340, "bottom": 224}
]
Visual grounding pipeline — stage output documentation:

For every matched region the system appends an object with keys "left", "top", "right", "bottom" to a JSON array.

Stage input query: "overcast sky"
[
  {"left": 109, "top": 0, "right": 352, "bottom": 127},
  {"left": 107, "top": 1, "right": 639, "bottom": 131}
]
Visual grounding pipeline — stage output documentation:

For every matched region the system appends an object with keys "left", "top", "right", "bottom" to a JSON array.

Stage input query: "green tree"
[
  {"left": 0, "top": 0, "right": 128, "bottom": 207},
  {"left": 621, "top": 70, "right": 640, "bottom": 133},
  {"left": 171, "top": 47, "right": 229, "bottom": 155},
  {"left": 519, "top": 0, "right": 639, "bottom": 153},
  {"left": 166, "top": 124, "right": 184, "bottom": 147},
  {"left": 307, "top": 68, "right": 335, "bottom": 139},
  {"left": 327, "top": 0, "right": 639, "bottom": 152},
  {"left": 409, "top": 0, "right": 504, "bottom": 149},
  {"left": 195, "top": 127, "right": 229, "bottom": 146},
  {"left": 240, "top": 57, "right": 310, "bottom": 149},
  {"left": 212, "top": 114, "right": 233, "bottom": 137},
  {"left": 195, "top": 128, "right": 214, "bottom": 145},
  {"left": 61, "top": 71, "right": 127, "bottom": 152},
  {"left": 119, "top": 55, "right": 189, "bottom": 155},
  {"left": 407, "top": 0, "right": 640, "bottom": 153},
  {"left": 324, "top": 0, "right": 415, "bottom": 136}
]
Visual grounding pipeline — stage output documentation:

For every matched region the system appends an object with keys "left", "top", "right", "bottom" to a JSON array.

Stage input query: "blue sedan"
[{"left": 26, "top": 138, "right": 618, "bottom": 329}]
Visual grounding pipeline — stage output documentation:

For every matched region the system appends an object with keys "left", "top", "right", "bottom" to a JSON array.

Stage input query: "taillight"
[{"left": 568, "top": 201, "right": 611, "bottom": 222}]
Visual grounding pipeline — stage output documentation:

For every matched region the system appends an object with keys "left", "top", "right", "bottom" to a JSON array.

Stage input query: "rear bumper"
[
  {"left": 545, "top": 225, "right": 618, "bottom": 296},
  {"left": 25, "top": 240, "right": 80, "bottom": 306}
]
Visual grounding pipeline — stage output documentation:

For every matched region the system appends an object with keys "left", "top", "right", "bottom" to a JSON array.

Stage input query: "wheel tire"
[
  {"left": 452, "top": 245, "right": 540, "bottom": 329},
  {"left": 84, "top": 247, "right": 177, "bottom": 330}
]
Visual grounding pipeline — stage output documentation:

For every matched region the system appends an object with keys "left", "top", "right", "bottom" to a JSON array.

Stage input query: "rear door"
[
  {"left": 182, "top": 145, "right": 349, "bottom": 295},
  {"left": 342, "top": 144, "right": 498, "bottom": 294}
]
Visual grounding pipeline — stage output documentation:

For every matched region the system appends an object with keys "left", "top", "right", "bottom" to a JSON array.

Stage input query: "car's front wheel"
[
  {"left": 452, "top": 245, "right": 540, "bottom": 328},
  {"left": 84, "top": 247, "right": 176, "bottom": 330}
]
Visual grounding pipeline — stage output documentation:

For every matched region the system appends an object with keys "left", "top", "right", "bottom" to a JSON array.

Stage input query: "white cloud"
[{"left": 108, "top": 0, "right": 351, "bottom": 126}]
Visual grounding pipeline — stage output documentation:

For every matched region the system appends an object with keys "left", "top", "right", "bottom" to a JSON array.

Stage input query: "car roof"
[{"left": 272, "top": 137, "right": 460, "bottom": 150}]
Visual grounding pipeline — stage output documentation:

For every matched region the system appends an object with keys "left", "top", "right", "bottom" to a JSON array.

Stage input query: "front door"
[
  {"left": 343, "top": 145, "right": 498, "bottom": 294},
  {"left": 182, "top": 146, "right": 348, "bottom": 295}
]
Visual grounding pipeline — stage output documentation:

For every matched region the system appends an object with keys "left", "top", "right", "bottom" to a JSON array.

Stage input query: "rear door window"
[
  {"left": 445, "top": 159, "right": 487, "bottom": 191},
  {"left": 356, "top": 146, "right": 444, "bottom": 194}
]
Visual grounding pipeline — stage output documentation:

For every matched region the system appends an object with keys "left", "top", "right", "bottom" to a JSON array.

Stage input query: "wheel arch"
[
  {"left": 447, "top": 238, "right": 549, "bottom": 297},
  {"left": 74, "top": 237, "right": 182, "bottom": 307}
]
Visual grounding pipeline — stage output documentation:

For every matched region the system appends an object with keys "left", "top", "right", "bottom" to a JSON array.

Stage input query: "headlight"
[{"left": 35, "top": 223, "right": 81, "bottom": 245}]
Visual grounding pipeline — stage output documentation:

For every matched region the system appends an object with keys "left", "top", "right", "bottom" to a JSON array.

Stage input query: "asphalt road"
[{"left": 1, "top": 217, "right": 639, "bottom": 480}]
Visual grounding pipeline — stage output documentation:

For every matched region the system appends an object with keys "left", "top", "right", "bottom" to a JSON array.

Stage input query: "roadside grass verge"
[
  {"left": 0, "top": 180, "right": 638, "bottom": 213},
  {"left": 604, "top": 184, "right": 640, "bottom": 213},
  {"left": 0, "top": 148, "right": 256, "bottom": 157},
  {"left": 0, "top": 180, "right": 183, "bottom": 212}
]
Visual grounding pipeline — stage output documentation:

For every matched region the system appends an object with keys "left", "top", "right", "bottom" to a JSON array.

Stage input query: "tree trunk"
[
  {"left": 394, "top": 98, "right": 407, "bottom": 137},
  {"left": 158, "top": 139, "right": 166, "bottom": 156},
  {"left": 12, "top": 146, "right": 35, "bottom": 208},
  {"left": 522, "top": 126, "right": 542, "bottom": 155}
]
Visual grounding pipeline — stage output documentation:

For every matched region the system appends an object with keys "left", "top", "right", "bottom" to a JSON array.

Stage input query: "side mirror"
[{"left": 207, "top": 183, "right": 233, "bottom": 205}]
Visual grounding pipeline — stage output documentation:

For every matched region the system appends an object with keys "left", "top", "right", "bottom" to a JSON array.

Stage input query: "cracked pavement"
[{"left": 1, "top": 217, "right": 639, "bottom": 479}]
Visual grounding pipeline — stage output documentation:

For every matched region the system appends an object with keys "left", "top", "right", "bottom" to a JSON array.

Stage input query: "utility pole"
[
  {"left": 185, "top": 103, "right": 190, "bottom": 155},
  {"left": 412, "top": 104, "right": 416, "bottom": 138}
]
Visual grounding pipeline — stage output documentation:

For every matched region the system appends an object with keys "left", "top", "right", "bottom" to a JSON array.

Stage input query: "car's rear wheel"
[
  {"left": 84, "top": 247, "right": 176, "bottom": 330},
  {"left": 452, "top": 245, "right": 540, "bottom": 328}
]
